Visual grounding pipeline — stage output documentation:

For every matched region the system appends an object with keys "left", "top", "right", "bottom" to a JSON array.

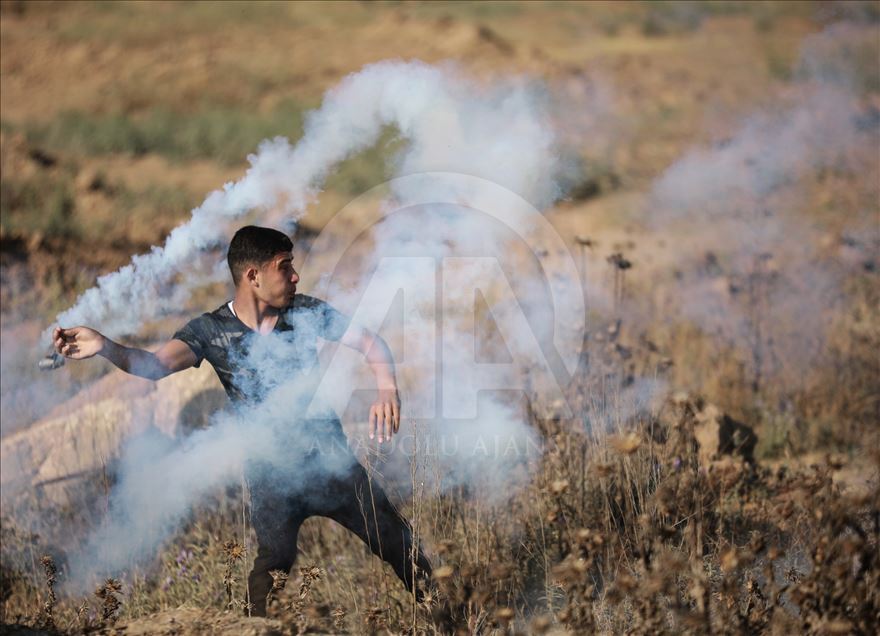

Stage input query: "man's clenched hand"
[
  {"left": 369, "top": 387, "right": 400, "bottom": 444},
  {"left": 53, "top": 326, "right": 105, "bottom": 360}
]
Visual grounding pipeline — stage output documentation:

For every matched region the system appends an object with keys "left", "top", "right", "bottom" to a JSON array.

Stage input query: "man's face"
[{"left": 256, "top": 251, "right": 300, "bottom": 308}]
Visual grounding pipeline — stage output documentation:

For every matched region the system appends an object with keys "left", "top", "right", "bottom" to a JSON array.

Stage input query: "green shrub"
[
  {"left": 641, "top": 1, "right": 704, "bottom": 37},
  {"left": 0, "top": 176, "right": 80, "bottom": 239},
  {"left": 16, "top": 103, "right": 402, "bottom": 195},
  {"left": 21, "top": 100, "right": 309, "bottom": 167}
]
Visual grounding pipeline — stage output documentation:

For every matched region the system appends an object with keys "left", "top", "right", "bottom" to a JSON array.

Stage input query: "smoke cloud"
[
  {"left": 647, "top": 21, "right": 878, "bottom": 384},
  {"left": 56, "top": 61, "right": 584, "bottom": 589},
  {"left": 47, "top": 61, "right": 563, "bottom": 341},
  {"left": 51, "top": 19, "right": 878, "bottom": 592}
]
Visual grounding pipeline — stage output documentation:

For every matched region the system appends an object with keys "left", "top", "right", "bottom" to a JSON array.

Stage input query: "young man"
[{"left": 53, "top": 225, "right": 433, "bottom": 616}]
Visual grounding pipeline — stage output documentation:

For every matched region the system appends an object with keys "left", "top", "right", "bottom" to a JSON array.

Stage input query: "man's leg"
[
  {"left": 246, "top": 466, "right": 305, "bottom": 617},
  {"left": 319, "top": 461, "right": 433, "bottom": 600}
]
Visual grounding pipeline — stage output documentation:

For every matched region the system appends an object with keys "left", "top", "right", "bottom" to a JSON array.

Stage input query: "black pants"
[{"left": 244, "top": 421, "right": 432, "bottom": 616}]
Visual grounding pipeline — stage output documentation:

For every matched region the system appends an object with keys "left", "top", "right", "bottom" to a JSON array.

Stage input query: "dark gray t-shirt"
[{"left": 173, "top": 294, "right": 349, "bottom": 405}]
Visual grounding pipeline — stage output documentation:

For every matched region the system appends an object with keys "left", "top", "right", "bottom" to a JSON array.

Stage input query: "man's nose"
[{"left": 291, "top": 269, "right": 300, "bottom": 284}]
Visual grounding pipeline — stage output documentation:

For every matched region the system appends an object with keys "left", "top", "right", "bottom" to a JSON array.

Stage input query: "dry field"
[{"left": 1, "top": 1, "right": 879, "bottom": 634}]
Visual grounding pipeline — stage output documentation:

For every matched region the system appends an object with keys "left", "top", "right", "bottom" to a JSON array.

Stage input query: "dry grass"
[{"left": 1, "top": 343, "right": 877, "bottom": 634}]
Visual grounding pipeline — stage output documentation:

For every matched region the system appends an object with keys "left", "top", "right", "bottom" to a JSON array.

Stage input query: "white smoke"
[
  {"left": 57, "top": 61, "right": 585, "bottom": 589},
  {"left": 66, "top": 327, "right": 357, "bottom": 584},
  {"left": 47, "top": 60, "right": 562, "bottom": 341},
  {"left": 648, "top": 21, "right": 877, "bottom": 387}
]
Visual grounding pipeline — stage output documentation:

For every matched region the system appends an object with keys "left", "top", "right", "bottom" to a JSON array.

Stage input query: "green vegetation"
[
  {"left": 0, "top": 175, "right": 80, "bottom": 240},
  {"left": 795, "top": 26, "right": 880, "bottom": 94},
  {"left": 115, "top": 183, "right": 197, "bottom": 220},
  {"left": 0, "top": 171, "right": 198, "bottom": 244},
  {"left": 14, "top": 100, "right": 308, "bottom": 167},
  {"left": 641, "top": 1, "right": 706, "bottom": 37},
  {"left": 45, "top": 2, "right": 371, "bottom": 46},
  {"left": 5, "top": 103, "right": 403, "bottom": 200},
  {"left": 401, "top": 0, "right": 525, "bottom": 22},
  {"left": 325, "top": 127, "right": 405, "bottom": 197}
]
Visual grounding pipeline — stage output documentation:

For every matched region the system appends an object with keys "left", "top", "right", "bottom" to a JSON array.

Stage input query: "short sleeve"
[
  {"left": 172, "top": 317, "right": 207, "bottom": 367},
  {"left": 318, "top": 300, "right": 350, "bottom": 342},
  {"left": 291, "top": 295, "right": 350, "bottom": 342}
]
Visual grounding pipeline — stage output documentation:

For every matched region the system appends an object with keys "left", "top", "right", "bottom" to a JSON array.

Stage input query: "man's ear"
[{"left": 245, "top": 265, "right": 260, "bottom": 287}]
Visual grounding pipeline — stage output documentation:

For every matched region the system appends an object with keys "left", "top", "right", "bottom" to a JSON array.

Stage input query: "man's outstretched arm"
[
  {"left": 53, "top": 326, "right": 197, "bottom": 381},
  {"left": 340, "top": 327, "right": 400, "bottom": 443}
]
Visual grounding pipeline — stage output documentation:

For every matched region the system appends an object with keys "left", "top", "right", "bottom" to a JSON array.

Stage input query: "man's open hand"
[
  {"left": 369, "top": 387, "right": 400, "bottom": 444},
  {"left": 53, "top": 326, "right": 105, "bottom": 360}
]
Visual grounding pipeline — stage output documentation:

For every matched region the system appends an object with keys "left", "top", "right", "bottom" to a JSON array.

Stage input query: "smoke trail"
[{"left": 47, "top": 61, "right": 562, "bottom": 341}]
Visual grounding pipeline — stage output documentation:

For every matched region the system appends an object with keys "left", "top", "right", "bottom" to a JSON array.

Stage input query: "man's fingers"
[
  {"left": 379, "top": 404, "right": 388, "bottom": 443},
  {"left": 370, "top": 398, "right": 402, "bottom": 443},
  {"left": 63, "top": 327, "right": 85, "bottom": 340},
  {"left": 375, "top": 406, "right": 382, "bottom": 441},
  {"left": 383, "top": 403, "right": 392, "bottom": 442}
]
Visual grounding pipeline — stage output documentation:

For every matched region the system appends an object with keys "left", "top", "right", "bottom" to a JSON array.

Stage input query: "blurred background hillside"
[{"left": 2, "top": 0, "right": 877, "bottom": 436}]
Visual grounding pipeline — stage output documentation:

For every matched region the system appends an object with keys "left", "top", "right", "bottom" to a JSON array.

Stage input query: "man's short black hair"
[{"left": 227, "top": 225, "right": 293, "bottom": 284}]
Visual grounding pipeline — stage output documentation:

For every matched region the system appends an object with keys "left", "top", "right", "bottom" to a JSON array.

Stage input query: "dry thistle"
[
  {"left": 606, "top": 252, "right": 632, "bottom": 270},
  {"left": 298, "top": 565, "right": 322, "bottom": 601},
  {"left": 331, "top": 606, "right": 346, "bottom": 631},
  {"left": 222, "top": 539, "right": 245, "bottom": 610},
  {"left": 223, "top": 539, "right": 246, "bottom": 561},
  {"left": 606, "top": 252, "right": 632, "bottom": 308},
  {"left": 574, "top": 235, "right": 596, "bottom": 292},
  {"left": 76, "top": 600, "right": 91, "bottom": 631},
  {"left": 266, "top": 569, "right": 289, "bottom": 611},
  {"left": 363, "top": 606, "right": 386, "bottom": 635},
  {"left": 290, "top": 565, "right": 323, "bottom": 634},
  {"left": 94, "top": 578, "right": 122, "bottom": 625},
  {"left": 38, "top": 554, "right": 56, "bottom": 630}
]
